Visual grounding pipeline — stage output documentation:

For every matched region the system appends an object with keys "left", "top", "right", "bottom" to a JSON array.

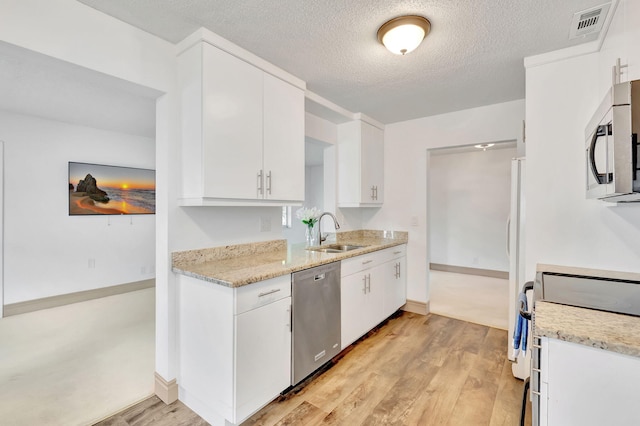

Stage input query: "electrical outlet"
[{"left": 260, "top": 216, "right": 271, "bottom": 232}]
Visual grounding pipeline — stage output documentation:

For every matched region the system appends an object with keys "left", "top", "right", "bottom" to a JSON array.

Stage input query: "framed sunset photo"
[{"left": 68, "top": 162, "right": 156, "bottom": 215}]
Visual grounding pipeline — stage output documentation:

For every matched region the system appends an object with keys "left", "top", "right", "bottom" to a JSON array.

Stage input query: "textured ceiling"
[{"left": 76, "top": 0, "right": 608, "bottom": 124}]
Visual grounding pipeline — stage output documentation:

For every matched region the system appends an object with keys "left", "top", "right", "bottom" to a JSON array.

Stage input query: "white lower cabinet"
[
  {"left": 382, "top": 254, "right": 406, "bottom": 318},
  {"left": 340, "top": 245, "right": 407, "bottom": 349},
  {"left": 340, "top": 266, "right": 383, "bottom": 348},
  {"left": 178, "top": 274, "right": 291, "bottom": 426},
  {"left": 539, "top": 337, "right": 640, "bottom": 426}
]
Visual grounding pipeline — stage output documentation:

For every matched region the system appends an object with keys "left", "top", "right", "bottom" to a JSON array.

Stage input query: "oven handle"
[{"left": 519, "top": 281, "right": 534, "bottom": 321}]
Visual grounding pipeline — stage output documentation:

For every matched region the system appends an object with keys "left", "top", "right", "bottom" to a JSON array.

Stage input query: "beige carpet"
[
  {"left": 429, "top": 270, "right": 509, "bottom": 330},
  {"left": 0, "top": 288, "right": 155, "bottom": 426}
]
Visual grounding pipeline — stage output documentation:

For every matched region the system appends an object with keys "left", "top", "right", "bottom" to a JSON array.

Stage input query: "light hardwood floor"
[{"left": 97, "top": 312, "right": 529, "bottom": 426}]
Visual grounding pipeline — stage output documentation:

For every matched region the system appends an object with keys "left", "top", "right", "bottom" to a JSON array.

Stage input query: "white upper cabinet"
[
  {"left": 263, "top": 73, "right": 305, "bottom": 201},
  {"left": 337, "top": 119, "right": 384, "bottom": 207},
  {"left": 178, "top": 40, "right": 305, "bottom": 206}
]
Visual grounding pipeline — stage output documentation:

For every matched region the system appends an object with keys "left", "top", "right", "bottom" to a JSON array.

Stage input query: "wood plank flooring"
[{"left": 96, "top": 312, "right": 530, "bottom": 426}]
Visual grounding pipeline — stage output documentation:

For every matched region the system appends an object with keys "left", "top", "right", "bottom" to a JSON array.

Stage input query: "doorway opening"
[
  {"left": 427, "top": 140, "right": 516, "bottom": 329},
  {"left": 283, "top": 137, "right": 336, "bottom": 243}
]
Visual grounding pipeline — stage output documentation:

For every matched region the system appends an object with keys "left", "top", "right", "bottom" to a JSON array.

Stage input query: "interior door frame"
[{"left": 0, "top": 141, "right": 4, "bottom": 317}]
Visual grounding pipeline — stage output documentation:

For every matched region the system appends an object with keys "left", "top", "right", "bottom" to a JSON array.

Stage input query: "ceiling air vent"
[{"left": 569, "top": 3, "right": 611, "bottom": 39}]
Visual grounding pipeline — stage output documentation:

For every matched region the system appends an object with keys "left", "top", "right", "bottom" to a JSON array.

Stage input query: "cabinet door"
[
  {"left": 340, "top": 272, "right": 368, "bottom": 349},
  {"left": 263, "top": 73, "right": 305, "bottom": 202},
  {"left": 360, "top": 122, "right": 384, "bottom": 204},
  {"left": 235, "top": 296, "right": 291, "bottom": 422},
  {"left": 202, "top": 43, "right": 263, "bottom": 200},
  {"left": 383, "top": 257, "right": 406, "bottom": 318},
  {"left": 364, "top": 264, "right": 385, "bottom": 331},
  {"left": 543, "top": 337, "right": 640, "bottom": 426}
]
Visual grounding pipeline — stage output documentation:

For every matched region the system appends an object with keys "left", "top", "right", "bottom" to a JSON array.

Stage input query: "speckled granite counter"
[
  {"left": 172, "top": 230, "right": 408, "bottom": 287},
  {"left": 535, "top": 301, "right": 640, "bottom": 358}
]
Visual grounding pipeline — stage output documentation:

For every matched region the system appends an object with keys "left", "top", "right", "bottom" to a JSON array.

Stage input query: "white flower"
[{"left": 296, "top": 207, "right": 320, "bottom": 226}]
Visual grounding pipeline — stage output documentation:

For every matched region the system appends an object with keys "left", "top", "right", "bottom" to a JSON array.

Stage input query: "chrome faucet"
[{"left": 317, "top": 212, "right": 340, "bottom": 245}]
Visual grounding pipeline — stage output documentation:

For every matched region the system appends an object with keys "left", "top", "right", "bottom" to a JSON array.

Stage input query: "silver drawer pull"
[
  {"left": 531, "top": 390, "right": 541, "bottom": 396},
  {"left": 532, "top": 368, "right": 541, "bottom": 373},
  {"left": 362, "top": 260, "right": 373, "bottom": 265},
  {"left": 314, "top": 273, "right": 325, "bottom": 281},
  {"left": 258, "top": 288, "right": 281, "bottom": 297},
  {"left": 393, "top": 251, "right": 402, "bottom": 254}
]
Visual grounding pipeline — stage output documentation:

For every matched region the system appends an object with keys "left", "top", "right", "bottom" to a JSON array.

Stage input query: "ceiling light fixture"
[
  {"left": 377, "top": 15, "right": 431, "bottom": 55},
  {"left": 474, "top": 143, "right": 495, "bottom": 151}
]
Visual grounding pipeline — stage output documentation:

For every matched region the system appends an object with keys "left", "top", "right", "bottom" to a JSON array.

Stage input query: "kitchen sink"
[{"left": 307, "top": 244, "right": 365, "bottom": 253}]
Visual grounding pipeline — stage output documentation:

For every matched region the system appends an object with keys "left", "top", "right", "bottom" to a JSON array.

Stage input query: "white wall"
[
  {"left": 364, "top": 100, "right": 525, "bottom": 304},
  {"left": 0, "top": 111, "right": 156, "bottom": 304},
  {"left": 524, "top": 0, "right": 640, "bottom": 280},
  {"left": 430, "top": 146, "right": 516, "bottom": 272}
]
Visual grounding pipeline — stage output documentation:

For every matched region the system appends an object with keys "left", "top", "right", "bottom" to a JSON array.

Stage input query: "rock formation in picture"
[{"left": 76, "top": 174, "right": 110, "bottom": 203}]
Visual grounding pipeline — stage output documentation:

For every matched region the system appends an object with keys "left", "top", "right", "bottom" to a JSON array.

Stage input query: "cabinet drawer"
[
  {"left": 378, "top": 245, "right": 406, "bottom": 264},
  {"left": 341, "top": 250, "right": 385, "bottom": 276},
  {"left": 235, "top": 275, "right": 291, "bottom": 315}
]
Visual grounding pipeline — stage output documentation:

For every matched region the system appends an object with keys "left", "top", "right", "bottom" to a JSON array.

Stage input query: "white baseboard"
[
  {"left": 430, "top": 263, "right": 509, "bottom": 279},
  {"left": 155, "top": 372, "right": 179, "bottom": 404},
  {"left": 3, "top": 279, "right": 155, "bottom": 317},
  {"left": 402, "top": 299, "right": 429, "bottom": 315}
]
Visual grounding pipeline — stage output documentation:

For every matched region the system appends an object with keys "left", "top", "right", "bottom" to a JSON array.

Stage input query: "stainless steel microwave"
[{"left": 585, "top": 79, "right": 640, "bottom": 202}]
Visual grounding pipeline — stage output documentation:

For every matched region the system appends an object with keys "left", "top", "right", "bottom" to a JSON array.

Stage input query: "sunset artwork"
[{"left": 68, "top": 162, "right": 155, "bottom": 215}]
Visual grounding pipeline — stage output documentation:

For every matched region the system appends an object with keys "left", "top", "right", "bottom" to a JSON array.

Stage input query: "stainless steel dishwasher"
[{"left": 291, "top": 261, "right": 341, "bottom": 386}]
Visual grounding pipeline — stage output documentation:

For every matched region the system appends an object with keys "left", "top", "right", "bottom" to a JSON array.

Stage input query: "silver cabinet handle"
[
  {"left": 531, "top": 390, "right": 541, "bottom": 396},
  {"left": 314, "top": 273, "right": 325, "bottom": 281},
  {"left": 362, "top": 259, "right": 373, "bottom": 265},
  {"left": 266, "top": 170, "right": 272, "bottom": 195},
  {"left": 374, "top": 186, "right": 378, "bottom": 200},
  {"left": 258, "top": 288, "right": 281, "bottom": 297},
  {"left": 393, "top": 251, "right": 402, "bottom": 255},
  {"left": 287, "top": 304, "right": 292, "bottom": 332},
  {"left": 366, "top": 274, "right": 371, "bottom": 292},
  {"left": 371, "top": 185, "right": 376, "bottom": 200},
  {"left": 362, "top": 275, "right": 367, "bottom": 294},
  {"left": 257, "top": 170, "right": 264, "bottom": 196}
]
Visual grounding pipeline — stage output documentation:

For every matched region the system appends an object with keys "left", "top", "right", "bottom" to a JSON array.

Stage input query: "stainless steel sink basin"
[{"left": 307, "top": 244, "right": 364, "bottom": 253}]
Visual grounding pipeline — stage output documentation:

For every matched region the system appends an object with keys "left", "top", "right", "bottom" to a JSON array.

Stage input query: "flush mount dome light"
[{"left": 377, "top": 15, "right": 431, "bottom": 55}]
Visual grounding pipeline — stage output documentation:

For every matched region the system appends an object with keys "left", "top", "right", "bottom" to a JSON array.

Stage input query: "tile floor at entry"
[{"left": 429, "top": 270, "right": 510, "bottom": 330}]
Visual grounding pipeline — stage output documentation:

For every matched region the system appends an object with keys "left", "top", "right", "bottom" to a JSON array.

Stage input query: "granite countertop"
[
  {"left": 534, "top": 301, "right": 640, "bottom": 358},
  {"left": 172, "top": 230, "right": 408, "bottom": 288}
]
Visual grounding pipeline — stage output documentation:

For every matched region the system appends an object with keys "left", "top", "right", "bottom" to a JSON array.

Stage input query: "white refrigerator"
[{"left": 507, "top": 157, "right": 530, "bottom": 379}]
